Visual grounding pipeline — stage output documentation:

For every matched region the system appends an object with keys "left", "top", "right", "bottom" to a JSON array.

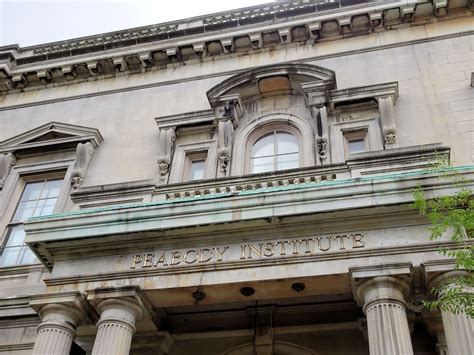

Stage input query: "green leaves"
[{"left": 411, "top": 156, "right": 473, "bottom": 317}]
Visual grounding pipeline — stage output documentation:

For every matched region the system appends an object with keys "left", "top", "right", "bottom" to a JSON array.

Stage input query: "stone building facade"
[{"left": 0, "top": 0, "right": 473, "bottom": 354}]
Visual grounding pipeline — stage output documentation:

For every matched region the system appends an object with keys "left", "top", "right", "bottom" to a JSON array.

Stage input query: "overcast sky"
[{"left": 0, "top": 0, "right": 272, "bottom": 47}]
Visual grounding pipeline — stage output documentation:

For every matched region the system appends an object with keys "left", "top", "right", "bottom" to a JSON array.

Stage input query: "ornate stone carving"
[
  {"left": 0, "top": 152, "right": 16, "bottom": 185},
  {"left": 383, "top": 128, "right": 397, "bottom": 145},
  {"left": 157, "top": 128, "right": 176, "bottom": 184},
  {"left": 316, "top": 136, "right": 328, "bottom": 158},
  {"left": 217, "top": 148, "right": 231, "bottom": 173},
  {"left": 214, "top": 115, "right": 235, "bottom": 177},
  {"left": 378, "top": 96, "right": 399, "bottom": 148},
  {"left": 157, "top": 157, "right": 171, "bottom": 177},
  {"left": 71, "top": 142, "right": 95, "bottom": 189}
]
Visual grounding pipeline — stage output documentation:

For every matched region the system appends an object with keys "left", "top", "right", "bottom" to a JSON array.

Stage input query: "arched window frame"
[
  {"left": 231, "top": 113, "right": 315, "bottom": 176},
  {"left": 246, "top": 124, "right": 302, "bottom": 174}
]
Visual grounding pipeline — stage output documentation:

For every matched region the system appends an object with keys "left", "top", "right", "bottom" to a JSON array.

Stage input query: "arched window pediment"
[{"left": 207, "top": 63, "right": 336, "bottom": 105}]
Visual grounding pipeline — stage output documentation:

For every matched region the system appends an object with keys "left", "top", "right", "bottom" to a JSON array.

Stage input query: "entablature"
[
  {"left": 0, "top": 0, "right": 471, "bottom": 94},
  {"left": 25, "top": 156, "right": 471, "bottom": 270}
]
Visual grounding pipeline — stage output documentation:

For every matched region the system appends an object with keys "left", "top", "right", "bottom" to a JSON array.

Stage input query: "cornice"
[
  {"left": 0, "top": 0, "right": 471, "bottom": 95},
  {"left": 24, "top": 165, "right": 474, "bottom": 269}
]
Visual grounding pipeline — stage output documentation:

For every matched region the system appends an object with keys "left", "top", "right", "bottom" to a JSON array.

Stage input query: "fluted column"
[
  {"left": 357, "top": 276, "right": 413, "bottom": 355},
  {"left": 32, "top": 303, "right": 82, "bottom": 355},
  {"left": 91, "top": 298, "right": 143, "bottom": 355},
  {"left": 30, "top": 293, "right": 95, "bottom": 355},
  {"left": 430, "top": 271, "right": 474, "bottom": 355}
]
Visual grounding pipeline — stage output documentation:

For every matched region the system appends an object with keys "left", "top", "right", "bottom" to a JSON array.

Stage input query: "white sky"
[{"left": 0, "top": 0, "right": 272, "bottom": 47}]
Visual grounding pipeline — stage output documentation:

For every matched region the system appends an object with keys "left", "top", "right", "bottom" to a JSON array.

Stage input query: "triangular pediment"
[{"left": 0, "top": 122, "right": 103, "bottom": 154}]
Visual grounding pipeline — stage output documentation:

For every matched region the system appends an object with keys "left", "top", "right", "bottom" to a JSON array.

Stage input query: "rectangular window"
[
  {"left": 184, "top": 152, "right": 207, "bottom": 182},
  {"left": 0, "top": 177, "right": 63, "bottom": 267},
  {"left": 344, "top": 129, "right": 368, "bottom": 157},
  {"left": 189, "top": 160, "right": 205, "bottom": 181}
]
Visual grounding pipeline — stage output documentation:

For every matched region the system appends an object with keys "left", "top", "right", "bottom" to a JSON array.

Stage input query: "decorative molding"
[{"left": 0, "top": 121, "right": 103, "bottom": 154}]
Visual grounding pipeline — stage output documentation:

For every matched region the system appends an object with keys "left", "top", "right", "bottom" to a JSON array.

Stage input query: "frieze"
[{"left": 129, "top": 233, "right": 365, "bottom": 269}]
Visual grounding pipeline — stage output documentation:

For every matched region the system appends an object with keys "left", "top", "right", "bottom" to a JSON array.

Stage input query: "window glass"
[
  {"left": 348, "top": 139, "right": 366, "bottom": 154},
  {"left": 252, "top": 133, "right": 274, "bottom": 158},
  {"left": 190, "top": 160, "right": 205, "bottom": 181},
  {"left": 1, "top": 178, "right": 63, "bottom": 267},
  {"left": 251, "top": 131, "right": 299, "bottom": 173}
]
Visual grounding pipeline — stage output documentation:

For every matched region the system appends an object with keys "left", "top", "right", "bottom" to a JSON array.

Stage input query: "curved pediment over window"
[{"left": 207, "top": 63, "right": 336, "bottom": 105}]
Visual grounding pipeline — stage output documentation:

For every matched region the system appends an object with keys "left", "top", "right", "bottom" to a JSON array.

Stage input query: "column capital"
[
  {"left": 87, "top": 285, "right": 161, "bottom": 327},
  {"left": 422, "top": 259, "right": 470, "bottom": 292},
  {"left": 29, "top": 291, "right": 98, "bottom": 326},
  {"left": 350, "top": 262, "right": 412, "bottom": 307}
]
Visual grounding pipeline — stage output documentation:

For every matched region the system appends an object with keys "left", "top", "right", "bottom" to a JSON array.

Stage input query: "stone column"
[
  {"left": 430, "top": 271, "right": 474, "bottom": 355},
  {"left": 88, "top": 286, "right": 158, "bottom": 355},
  {"left": 356, "top": 276, "right": 413, "bottom": 355},
  {"left": 32, "top": 303, "right": 82, "bottom": 355},
  {"left": 91, "top": 298, "right": 143, "bottom": 355},
  {"left": 30, "top": 292, "right": 96, "bottom": 355}
]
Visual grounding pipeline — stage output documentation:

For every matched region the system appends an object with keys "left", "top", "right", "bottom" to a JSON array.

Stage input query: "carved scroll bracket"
[
  {"left": 311, "top": 105, "right": 331, "bottom": 165},
  {"left": 157, "top": 127, "right": 176, "bottom": 184},
  {"left": 0, "top": 152, "right": 16, "bottom": 188},
  {"left": 71, "top": 142, "right": 95, "bottom": 189},
  {"left": 378, "top": 96, "right": 399, "bottom": 149},
  {"left": 215, "top": 119, "right": 234, "bottom": 177}
]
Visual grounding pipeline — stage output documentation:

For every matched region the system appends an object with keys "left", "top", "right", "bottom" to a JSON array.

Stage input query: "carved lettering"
[
  {"left": 214, "top": 246, "right": 229, "bottom": 261},
  {"left": 128, "top": 234, "right": 367, "bottom": 269},
  {"left": 143, "top": 253, "right": 154, "bottom": 268},
  {"left": 317, "top": 237, "right": 331, "bottom": 251},
  {"left": 263, "top": 242, "right": 275, "bottom": 257},
  {"left": 352, "top": 233, "right": 365, "bottom": 248},
  {"left": 200, "top": 248, "right": 213, "bottom": 263},
  {"left": 276, "top": 240, "right": 290, "bottom": 255},
  {"left": 170, "top": 251, "right": 182, "bottom": 265},
  {"left": 333, "top": 235, "right": 350, "bottom": 250},
  {"left": 153, "top": 252, "right": 169, "bottom": 267},
  {"left": 247, "top": 243, "right": 263, "bottom": 259},
  {"left": 130, "top": 254, "right": 143, "bottom": 269},
  {"left": 184, "top": 250, "right": 199, "bottom": 264}
]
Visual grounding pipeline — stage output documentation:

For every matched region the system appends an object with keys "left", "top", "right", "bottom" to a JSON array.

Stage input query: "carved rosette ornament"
[
  {"left": 71, "top": 142, "right": 95, "bottom": 189},
  {"left": 157, "top": 157, "right": 170, "bottom": 178}
]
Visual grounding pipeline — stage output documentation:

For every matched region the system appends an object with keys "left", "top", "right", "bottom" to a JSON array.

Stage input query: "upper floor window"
[
  {"left": 0, "top": 177, "right": 63, "bottom": 267},
  {"left": 343, "top": 129, "right": 369, "bottom": 158},
  {"left": 183, "top": 151, "right": 208, "bottom": 182},
  {"left": 251, "top": 131, "right": 299, "bottom": 173}
]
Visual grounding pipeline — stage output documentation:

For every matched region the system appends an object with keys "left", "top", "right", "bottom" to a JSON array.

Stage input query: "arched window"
[{"left": 251, "top": 131, "right": 299, "bottom": 173}]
